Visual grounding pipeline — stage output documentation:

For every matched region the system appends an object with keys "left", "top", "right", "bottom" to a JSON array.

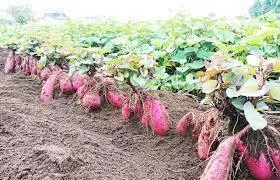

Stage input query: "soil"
[{"left": 0, "top": 48, "right": 279, "bottom": 180}]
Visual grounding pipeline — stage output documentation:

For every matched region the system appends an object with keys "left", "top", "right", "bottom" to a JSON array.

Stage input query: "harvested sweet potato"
[
  {"left": 150, "top": 99, "right": 170, "bottom": 136},
  {"left": 176, "top": 112, "right": 194, "bottom": 135},
  {"left": 106, "top": 91, "right": 125, "bottom": 109},
  {"left": 200, "top": 126, "right": 250, "bottom": 180}
]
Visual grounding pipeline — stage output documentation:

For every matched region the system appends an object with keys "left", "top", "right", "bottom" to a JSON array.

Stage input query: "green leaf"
[
  {"left": 80, "top": 59, "right": 95, "bottom": 65},
  {"left": 134, "top": 76, "right": 146, "bottom": 87},
  {"left": 176, "top": 66, "right": 189, "bottom": 72},
  {"left": 154, "top": 66, "right": 169, "bottom": 79},
  {"left": 183, "top": 47, "right": 198, "bottom": 54},
  {"left": 154, "top": 66, "right": 166, "bottom": 76},
  {"left": 79, "top": 65, "right": 90, "bottom": 74},
  {"left": 186, "top": 60, "right": 204, "bottom": 69},
  {"left": 256, "top": 101, "right": 270, "bottom": 111},
  {"left": 171, "top": 50, "right": 188, "bottom": 64},
  {"left": 143, "top": 59, "right": 154, "bottom": 68},
  {"left": 197, "top": 50, "right": 213, "bottom": 60},
  {"left": 244, "top": 101, "right": 267, "bottom": 130},
  {"left": 226, "top": 86, "right": 240, "bottom": 98},
  {"left": 231, "top": 97, "right": 246, "bottom": 110},
  {"left": 202, "top": 80, "right": 218, "bottom": 94},
  {"left": 130, "top": 74, "right": 139, "bottom": 86}
]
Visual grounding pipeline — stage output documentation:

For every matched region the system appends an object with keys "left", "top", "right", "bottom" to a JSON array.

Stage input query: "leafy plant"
[{"left": 199, "top": 53, "right": 280, "bottom": 130}]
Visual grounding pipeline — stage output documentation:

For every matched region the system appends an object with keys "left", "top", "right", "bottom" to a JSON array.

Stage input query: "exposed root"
[
  {"left": 233, "top": 153, "right": 245, "bottom": 179},
  {"left": 193, "top": 108, "right": 221, "bottom": 159}
]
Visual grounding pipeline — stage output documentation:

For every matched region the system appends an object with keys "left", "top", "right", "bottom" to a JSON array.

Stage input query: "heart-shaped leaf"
[
  {"left": 231, "top": 97, "right": 246, "bottom": 110},
  {"left": 186, "top": 60, "right": 204, "bottom": 69},
  {"left": 256, "top": 101, "right": 270, "bottom": 111},
  {"left": 244, "top": 101, "right": 267, "bottom": 130},
  {"left": 269, "top": 81, "right": 280, "bottom": 101},
  {"left": 226, "top": 86, "right": 240, "bottom": 98},
  {"left": 238, "top": 77, "right": 269, "bottom": 97}
]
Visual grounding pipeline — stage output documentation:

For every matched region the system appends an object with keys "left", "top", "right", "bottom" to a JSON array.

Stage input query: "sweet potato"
[
  {"left": 77, "top": 85, "right": 90, "bottom": 99},
  {"left": 14, "top": 55, "right": 22, "bottom": 72},
  {"left": 28, "top": 57, "right": 34, "bottom": 74},
  {"left": 122, "top": 99, "right": 131, "bottom": 120},
  {"left": 150, "top": 99, "right": 170, "bottom": 136},
  {"left": 197, "top": 123, "right": 217, "bottom": 159},
  {"left": 29, "top": 58, "right": 38, "bottom": 76},
  {"left": 246, "top": 153, "right": 273, "bottom": 179},
  {"left": 59, "top": 73, "right": 74, "bottom": 94},
  {"left": 40, "top": 70, "right": 63, "bottom": 102},
  {"left": 40, "top": 67, "right": 52, "bottom": 81},
  {"left": 15, "top": 55, "right": 21, "bottom": 65},
  {"left": 82, "top": 92, "right": 101, "bottom": 109},
  {"left": 23, "top": 57, "right": 31, "bottom": 76},
  {"left": 31, "top": 66, "right": 38, "bottom": 75},
  {"left": 237, "top": 141, "right": 273, "bottom": 179},
  {"left": 269, "top": 148, "right": 280, "bottom": 174},
  {"left": 4, "top": 51, "right": 15, "bottom": 74},
  {"left": 200, "top": 125, "right": 250, "bottom": 180},
  {"left": 72, "top": 73, "right": 90, "bottom": 90},
  {"left": 176, "top": 112, "right": 194, "bottom": 135},
  {"left": 106, "top": 91, "right": 125, "bottom": 109},
  {"left": 133, "top": 95, "right": 143, "bottom": 119},
  {"left": 141, "top": 96, "right": 152, "bottom": 126}
]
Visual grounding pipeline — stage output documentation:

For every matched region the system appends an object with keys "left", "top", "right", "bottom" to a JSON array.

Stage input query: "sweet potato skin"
[
  {"left": 133, "top": 95, "right": 143, "bottom": 119},
  {"left": 176, "top": 112, "right": 194, "bottom": 135},
  {"left": 269, "top": 148, "right": 280, "bottom": 174},
  {"left": 150, "top": 99, "right": 170, "bottom": 136},
  {"left": 72, "top": 74, "right": 90, "bottom": 91},
  {"left": 4, "top": 51, "right": 15, "bottom": 74},
  {"left": 200, "top": 126, "right": 250, "bottom": 180},
  {"left": 82, "top": 92, "right": 101, "bottom": 109},
  {"left": 40, "top": 70, "right": 63, "bottom": 102},
  {"left": 122, "top": 99, "right": 131, "bottom": 120},
  {"left": 77, "top": 85, "right": 90, "bottom": 99},
  {"left": 59, "top": 73, "right": 75, "bottom": 94},
  {"left": 106, "top": 91, "right": 125, "bottom": 109},
  {"left": 141, "top": 96, "right": 152, "bottom": 126},
  {"left": 40, "top": 67, "right": 52, "bottom": 81}
]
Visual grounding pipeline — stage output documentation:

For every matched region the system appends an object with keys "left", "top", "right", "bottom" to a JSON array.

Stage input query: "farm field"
[{"left": 0, "top": 12, "right": 280, "bottom": 179}]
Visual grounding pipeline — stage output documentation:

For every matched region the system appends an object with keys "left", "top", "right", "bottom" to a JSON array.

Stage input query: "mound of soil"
[{"left": 0, "top": 48, "right": 279, "bottom": 180}]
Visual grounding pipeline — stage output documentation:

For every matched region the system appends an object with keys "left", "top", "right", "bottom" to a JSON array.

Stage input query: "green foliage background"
[
  {"left": 250, "top": 0, "right": 280, "bottom": 16},
  {"left": 0, "top": 13, "right": 279, "bottom": 93}
]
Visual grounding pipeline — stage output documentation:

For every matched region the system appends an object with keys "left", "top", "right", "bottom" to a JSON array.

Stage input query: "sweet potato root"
[
  {"left": 200, "top": 125, "right": 250, "bottom": 180},
  {"left": 82, "top": 92, "right": 101, "bottom": 109},
  {"left": 176, "top": 112, "right": 194, "bottom": 135},
  {"left": 4, "top": 51, "right": 15, "bottom": 74},
  {"left": 150, "top": 99, "right": 170, "bottom": 136},
  {"left": 40, "top": 70, "right": 63, "bottom": 102},
  {"left": 106, "top": 91, "right": 125, "bottom": 109}
]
